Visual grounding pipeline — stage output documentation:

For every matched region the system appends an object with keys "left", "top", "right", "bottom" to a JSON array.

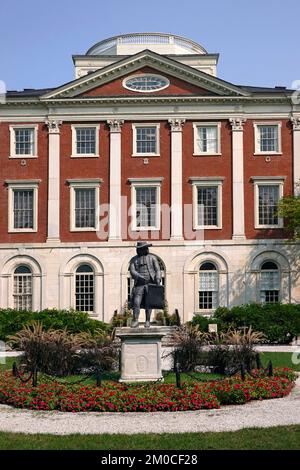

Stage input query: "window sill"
[
  {"left": 70, "top": 155, "right": 99, "bottom": 158},
  {"left": 70, "top": 228, "right": 98, "bottom": 232},
  {"left": 255, "top": 225, "right": 283, "bottom": 229},
  {"left": 193, "top": 153, "right": 222, "bottom": 157},
  {"left": 9, "top": 155, "right": 38, "bottom": 159},
  {"left": 8, "top": 229, "right": 37, "bottom": 233},
  {"left": 253, "top": 152, "right": 282, "bottom": 156},
  {"left": 131, "top": 227, "right": 160, "bottom": 232},
  {"left": 131, "top": 154, "right": 160, "bottom": 158},
  {"left": 194, "top": 226, "right": 222, "bottom": 230}
]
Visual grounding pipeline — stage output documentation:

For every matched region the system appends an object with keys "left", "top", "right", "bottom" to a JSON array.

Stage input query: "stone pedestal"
[{"left": 115, "top": 326, "right": 169, "bottom": 383}]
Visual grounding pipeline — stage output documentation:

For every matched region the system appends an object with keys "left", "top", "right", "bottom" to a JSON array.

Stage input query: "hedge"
[
  {"left": 192, "top": 303, "right": 300, "bottom": 344},
  {"left": 0, "top": 308, "right": 110, "bottom": 342}
]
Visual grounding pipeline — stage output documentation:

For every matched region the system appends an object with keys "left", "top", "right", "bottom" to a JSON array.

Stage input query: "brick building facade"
[{"left": 0, "top": 33, "right": 299, "bottom": 322}]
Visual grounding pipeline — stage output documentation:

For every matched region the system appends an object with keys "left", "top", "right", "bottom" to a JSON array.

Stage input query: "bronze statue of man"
[{"left": 129, "top": 241, "right": 161, "bottom": 328}]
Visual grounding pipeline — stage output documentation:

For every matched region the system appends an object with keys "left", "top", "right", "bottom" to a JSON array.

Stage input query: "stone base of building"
[{"left": 115, "top": 326, "right": 170, "bottom": 382}]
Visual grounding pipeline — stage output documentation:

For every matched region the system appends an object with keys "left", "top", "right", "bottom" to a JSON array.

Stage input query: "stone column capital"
[
  {"left": 291, "top": 117, "right": 300, "bottom": 131},
  {"left": 107, "top": 119, "right": 124, "bottom": 133},
  {"left": 168, "top": 118, "right": 186, "bottom": 132},
  {"left": 229, "top": 117, "right": 246, "bottom": 131},
  {"left": 45, "top": 119, "right": 62, "bottom": 134}
]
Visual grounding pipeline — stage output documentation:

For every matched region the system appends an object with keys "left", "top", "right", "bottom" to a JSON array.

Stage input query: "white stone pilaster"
[
  {"left": 107, "top": 119, "right": 124, "bottom": 241},
  {"left": 291, "top": 117, "right": 300, "bottom": 195},
  {"left": 168, "top": 119, "right": 185, "bottom": 240},
  {"left": 229, "top": 118, "right": 246, "bottom": 240},
  {"left": 46, "top": 119, "right": 62, "bottom": 242}
]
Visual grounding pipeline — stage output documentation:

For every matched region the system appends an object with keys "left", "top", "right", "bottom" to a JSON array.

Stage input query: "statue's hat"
[{"left": 136, "top": 241, "right": 152, "bottom": 249}]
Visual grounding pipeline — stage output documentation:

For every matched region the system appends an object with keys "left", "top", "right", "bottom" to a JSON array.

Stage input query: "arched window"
[
  {"left": 260, "top": 261, "right": 280, "bottom": 303},
  {"left": 199, "top": 262, "right": 219, "bottom": 310},
  {"left": 75, "top": 264, "right": 94, "bottom": 312},
  {"left": 13, "top": 265, "right": 33, "bottom": 310},
  {"left": 127, "top": 257, "right": 166, "bottom": 305}
]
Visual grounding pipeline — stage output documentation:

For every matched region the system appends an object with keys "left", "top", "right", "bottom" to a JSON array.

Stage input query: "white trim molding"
[
  {"left": 291, "top": 116, "right": 300, "bottom": 195},
  {"left": 71, "top": 124, "right": 100, "bottom": 158},
  {"left": 128, "top": 178, "right": 162, "bottom": 231},
  {"left": 67, "top": 179, "right": 102, "bottom": 232},
  {"left": 253, "top": 121, "right": 282, "bottom": 155},
  {"left": 251, "top": 177, "right": 285, "bottom": 229},
  {"left": 190, "top": 177, "right": 224, "bottom": 230},
  {"left": 169, "top": 118, "right": 185, "bottom": 240},
  {"left": 192, "top": 122, "right": 221, "bottom": 156},
  {"left": 132, "top": 123, "right": 160, "bottom": 157},
  {"left": 5, "top": 180, "right": 40, "bottom": 233},
  {"left": 9, "top": 124, "right": 39, "bottom": 158},
  {"left": 230, "top": 117, "right": 246, "bottom": 240}
]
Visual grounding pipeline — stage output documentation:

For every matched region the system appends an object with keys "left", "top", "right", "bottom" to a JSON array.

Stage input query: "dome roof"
[{"left": 86, "top": 33, "right": 208, "bottom": 56}]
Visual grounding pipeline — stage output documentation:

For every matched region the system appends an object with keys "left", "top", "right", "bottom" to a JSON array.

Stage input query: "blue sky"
[{"left": 0, "top": 0, "right": 299, "bottom": 91}]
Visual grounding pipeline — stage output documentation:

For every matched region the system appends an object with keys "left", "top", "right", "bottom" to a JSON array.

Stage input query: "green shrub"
[
  {"left": 0, "top": 308, "right": 109, "bottom": 343},
  {"left": 213, "top": 303, "right": 300, "bottom": 344}
]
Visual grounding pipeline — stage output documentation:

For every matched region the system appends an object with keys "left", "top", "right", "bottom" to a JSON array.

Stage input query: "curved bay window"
[
  {"left": 127, "top": 257, "right": 165, "bottom": 306},
  {"left": 199, "top": 262, "right": 219, "bottom": 311},
  {"left": 75, "top": 264, "right": 94, "bottom": 313},
  {"left": 260, "top": 261, "right": 280, "bottom": 303},
  {"left": 13, "top": 265, "right": 33, "bottom": 310}
]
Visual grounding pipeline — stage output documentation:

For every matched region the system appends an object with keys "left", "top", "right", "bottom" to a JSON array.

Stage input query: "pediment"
[{"left": 41, "top": 50, "right": 249, "bottom": 101}]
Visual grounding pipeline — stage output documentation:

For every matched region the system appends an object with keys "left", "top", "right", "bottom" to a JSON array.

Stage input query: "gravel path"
[{"left": 0, "top": 376, "right": 299, "bottom": 435}]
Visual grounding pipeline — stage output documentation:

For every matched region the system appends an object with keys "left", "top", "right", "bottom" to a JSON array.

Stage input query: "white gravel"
[{"left": 0, "top": 376, "right": 299, "bottom": 435}]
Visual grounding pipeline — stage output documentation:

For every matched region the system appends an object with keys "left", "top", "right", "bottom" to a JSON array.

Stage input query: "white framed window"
[
  {"left": 123, "top": 74, "right": 170, "bottom": 93},
  {"left": 190, "top": 178, "right": 223, "bottom": 229},
  {"left": 132, "top": 123, "right": 160, "bottom": 156},
  {"left": 260, "top": 261, "right": 280, "bottom": 304},
  {"left": 13, "top": 265, "right": 33, "bottom": 311},
  {"left": 252, "top": 178, "right": 284, "bottom": 228},
  {"left": 193, "top": 122, "right": 221, "bottom": 155},
  {"left": 199, "top": 262, "right": 219, "bottom": 311},
  {"left": 71, "top": 125, "right": 99, "bottom": 157},
  {"left": 6, "top": 180, "right": 39, "bottom": 232},
  {"left": 68, "top": 179, "right": 101, "bottom": 231},
  {"left": 75, "top": 264, "right": 95, "bottom": 313},
  {"left": 129, "top": 178, "right": 162, "bottom": 231},
  {"left": 9, "top": 125, "right": 38, "bottom": 158},
  {"left": 254, "top": 122, "right": 282, "bottom": 155}
]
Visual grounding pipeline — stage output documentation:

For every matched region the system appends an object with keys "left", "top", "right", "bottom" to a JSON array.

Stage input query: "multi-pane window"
[
  {"left": 135, "top": 186, "right": 159, "bottom": 229},
  {"left": 197, "top": 186, "right": 218, "bottom": 227},
  {"left": 13, "top": 265, "right": 32, "bottom": 310},
  {"left": 75, "top": 264, "right": 94, "bottom": 313},
  {"left": 258, "top": 185, "right": 280, "bottom": 226},
  {"left": 195, "top": 126, "right": 219, "bottom": 154},
  {"left": 13, "top": 189, "right": 34, "bottom": 229},
  {"left": 14, "top": 128, "right": 35, "bottom": 155},
  {"left": 256, "top": 124, "right": 280, "bottom": 153},
  {"left": 199, "top": 262, "right": 218, "bottom": 310},
  {"left": 260, "top": 261, "right": 280, "bottom": 304},
  {"left": 72, "top": 126, "right": 99, "bottom": 157},
  {"left": 76, "top": 128, "right": 96, "bottom": 155},
  {"left": 75, "top": 188, "right": 96, "bottom": 229},
  {"left": 134, "top": 126, "right": 158, "bottom": 154}
]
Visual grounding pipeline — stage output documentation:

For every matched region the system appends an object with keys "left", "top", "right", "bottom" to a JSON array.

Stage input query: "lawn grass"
[
  {"left": 260, "top": 352, "right": 300, "bottom": 371},
  {"left": 0, "top": 426, "right": 299, "bottom": 450}
]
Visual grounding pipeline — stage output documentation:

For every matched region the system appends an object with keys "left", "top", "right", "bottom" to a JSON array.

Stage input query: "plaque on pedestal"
[{"left": 115, "top": 326, "right": 170, "bottom": 383}]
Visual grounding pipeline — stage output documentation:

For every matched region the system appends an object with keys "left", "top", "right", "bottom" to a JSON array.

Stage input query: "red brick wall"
[
  {"left": 81, "top": 67, "right": 216, "bottom": 97},
  {"left": 60, "top": 122, "right": 110, "bottom": 242},
  {"left": 182, "top": 120, "right": 233, "bottom": 240},
  {"left": 0, "top": 122, "right": 48, "bottom": 243},
  {"left": 243, "top": 119, "right": 293, "bottom": 239}
]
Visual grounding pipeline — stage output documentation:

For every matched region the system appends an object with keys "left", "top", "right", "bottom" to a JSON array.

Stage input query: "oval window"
[{"left": 123, "top": 74, "right": 170, "bottom": 92}]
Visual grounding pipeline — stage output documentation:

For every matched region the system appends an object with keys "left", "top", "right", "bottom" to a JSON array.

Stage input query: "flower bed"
[{"left": 0, "top": 368, "right": 296, "bottom": 413}]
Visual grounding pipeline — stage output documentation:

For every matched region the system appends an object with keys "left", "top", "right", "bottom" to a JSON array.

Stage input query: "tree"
[{"left": 278, "top": 186, "right": 300, "bottom": 239}]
